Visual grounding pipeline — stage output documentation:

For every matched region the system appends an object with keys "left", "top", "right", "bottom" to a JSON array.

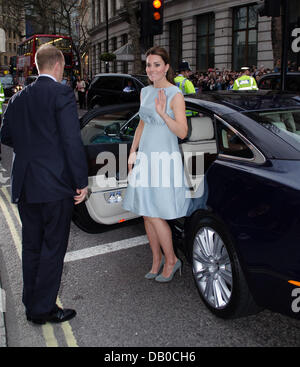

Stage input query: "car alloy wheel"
[
  {"left": 193, "top": 226, "right": 233, "bottom": 309},
  {"left": 189, "top": 216, "right": 261, "bottom": 318}
]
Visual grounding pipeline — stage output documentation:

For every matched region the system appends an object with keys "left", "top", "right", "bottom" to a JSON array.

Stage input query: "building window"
[
  {"left": 111, "top": 0, "right": 116, "bottom": 17},
  {"left": 288, "top": 0, "right": 300, "bottom": 69},
  {"left": 121, "top": 33, "right": 128, "bottom": 74},
  {"left": 111, "top": 37, "right": 117, "bottom": 73},
  {"left": 93, "top": 45, "right": 96, "bottom": 75},
  {"left": 196, "top": 13, "right": 215, "bottom": 71},
  {"left": 98, "top": 42, "right": 102, "bottom": 73},
  {"left": 232, "top": 5, "right": 258, "bottom": 71},
  {"left": 92, "top": 0, "right": 96, "bottom": 28},
  {"left": 97, "top": 0, "right": 101, "bottom": 25},
  {"left": 169, "top": 20, "right": 182, "bottom": 72}
]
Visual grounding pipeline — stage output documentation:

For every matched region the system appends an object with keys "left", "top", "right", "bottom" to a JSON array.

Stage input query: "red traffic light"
[
  {"left": 153, "top": 0, "right": 162, "bottom": 9},
  {"left": 153, "top": 12, "right": 161, "bottom": 21}
]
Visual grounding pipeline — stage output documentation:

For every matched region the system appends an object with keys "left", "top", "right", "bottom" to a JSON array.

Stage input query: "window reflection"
[
  {"left": 196, "top": 13, "right": 215, "bottom": 71},
  {"left": 233, "top": 5, "right": 257, "bottom": 70}
]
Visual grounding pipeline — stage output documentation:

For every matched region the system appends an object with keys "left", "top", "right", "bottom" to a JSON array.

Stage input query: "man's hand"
[{"left": 74, "top": 186, "right": 88, "bottom": 205}]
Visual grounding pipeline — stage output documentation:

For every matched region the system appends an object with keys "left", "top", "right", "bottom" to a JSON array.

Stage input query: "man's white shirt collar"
[{"left": 39, "top": 74, "right": 57, "bottom": 82}]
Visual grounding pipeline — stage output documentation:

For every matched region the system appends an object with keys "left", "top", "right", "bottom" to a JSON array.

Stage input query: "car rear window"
[
  {"left": 246, "top": 108, "right": 300, "bottom": 151},
  {"left": 133, "top": 75, "right": 149, "bottom": 86},
  {"left": 93, "top": 76, "right": 124, "bottom": 91},
  {"left": 259, "top": 75, "right": 300, "bottom": 92}
]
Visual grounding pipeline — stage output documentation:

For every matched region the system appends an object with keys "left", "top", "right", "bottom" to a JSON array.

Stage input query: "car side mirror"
[{"left": 104, "top": 122, "right": 121, "bottom": 137}]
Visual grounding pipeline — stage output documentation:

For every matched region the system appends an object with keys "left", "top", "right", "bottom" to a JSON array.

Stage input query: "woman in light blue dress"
[{"left": 123, "top": 46, "right": 189, "bottom": 282}]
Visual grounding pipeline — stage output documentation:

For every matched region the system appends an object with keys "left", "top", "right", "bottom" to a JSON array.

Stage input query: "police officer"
[
  {"left": 174, "top": 61, "right": 196, "bottom": 95},
  {"left": 174, "top": 62, "right": 196, "bottom": 117},
  {"left": 233, "top": 67, "right": 258, "bottom": 91},
  {"left": 0, "top": 80, "right": 5, "bottom": 160}
]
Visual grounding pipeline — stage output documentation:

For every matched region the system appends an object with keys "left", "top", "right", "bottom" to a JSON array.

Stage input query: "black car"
[
  {"left": 24, "top": 75, "right": 38, "bottom": 86},
  {"left": 0, "top": 74, "right": 20, "bottom": 100},
  {"left": 74, "top": 91, "right": 300, "bottom": 321},
  {"left": 87, "top": 73, "right": 148, "bottom": 110},
  {"left": 258, "top": 72, "right": 300, "bottom": 93}
]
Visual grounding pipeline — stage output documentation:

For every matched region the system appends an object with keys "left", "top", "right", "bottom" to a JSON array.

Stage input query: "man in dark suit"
[{"left": 0, "top": 44, "right": 88, "bottom": 324}]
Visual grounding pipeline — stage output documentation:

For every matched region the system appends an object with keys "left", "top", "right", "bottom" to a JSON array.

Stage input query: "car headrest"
[
  {"left": 272, "top": 122, "right": 287, "bottom": 130},
  {"left": 189, "top": 116, "right": 214, "bottom": 141}
]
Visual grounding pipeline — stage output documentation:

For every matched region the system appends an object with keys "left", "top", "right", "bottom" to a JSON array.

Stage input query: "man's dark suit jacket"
[{"left": 0, "top": 76, "right": 88, "bottom": 203}]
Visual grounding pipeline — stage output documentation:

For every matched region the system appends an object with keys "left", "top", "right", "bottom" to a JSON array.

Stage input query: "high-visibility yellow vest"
[
  {"left": 174, "top": 75, "right": 196, "bottom": 95},
  {"left": 0, "top": 83, "right": 5, "bottom": 114},
  {"left": 174, "top": 75, "right": 196, "bottom": 117},
  {"left": 233, "top": 75, "right": 258, "bottom": 91}
]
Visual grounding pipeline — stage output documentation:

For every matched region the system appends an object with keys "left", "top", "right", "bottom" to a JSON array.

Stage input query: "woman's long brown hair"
[{"left": 145, "top": 46, "right": 175, "bottom": 85}]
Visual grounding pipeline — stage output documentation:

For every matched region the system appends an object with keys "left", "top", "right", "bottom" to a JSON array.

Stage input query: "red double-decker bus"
[{"left": 16, "top": 34, "right": 73, "bottom": 85}]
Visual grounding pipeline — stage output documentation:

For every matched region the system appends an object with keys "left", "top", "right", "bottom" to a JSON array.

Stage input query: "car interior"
[
  {"left": 181, "top": 114, "right": 217, "bottom": 180},
  {"left": 180, "top": 111, "right": 254, "bottom": 176},
  {"left": 259, "top": 110, "right": 300, "bottom": 138},
  {"left": 81, "top": 107, "right": 257, "bottom": 225}
]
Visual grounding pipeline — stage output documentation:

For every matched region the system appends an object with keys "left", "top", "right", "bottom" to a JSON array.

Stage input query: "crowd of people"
[{"left": 177, "top": 59, "right": 300, "bottom": 92}]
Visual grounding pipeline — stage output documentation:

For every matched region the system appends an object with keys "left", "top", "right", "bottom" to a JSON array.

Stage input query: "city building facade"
[
  {"left": 86, "top": 0, "right": 300, "bottom": 78},
  {"left": 0, "top": 30, "right": 23, "bottom": 73},
  {"left": 0, "top": 1, "right": 25, "bottom": 74}
]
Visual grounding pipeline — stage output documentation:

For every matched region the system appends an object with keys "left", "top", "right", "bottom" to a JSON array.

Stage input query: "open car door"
[{"left": 73, "top": 103, "right": 140, "bottom": 233}]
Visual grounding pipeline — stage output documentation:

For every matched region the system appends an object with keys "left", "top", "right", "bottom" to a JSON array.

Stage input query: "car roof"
[
  {"left": 93, "top": 73, "right": 145, "bottom": 78},
  {"left": 260, "top": 72, "right": 300, "bottom": 78},
  {"left": 185, "top": 90, "right": 300, "bottom": 114}
]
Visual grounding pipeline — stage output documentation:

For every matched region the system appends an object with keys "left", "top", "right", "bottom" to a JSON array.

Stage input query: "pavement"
[
  {"left": 0, "top": 155, "right": 7, "bottom": 348},
  {"left": 0, "top": 102, "right": 7, "bottom": 347},
  {"left": 0, "top": 278, "right": 6, "bottom": 347}
]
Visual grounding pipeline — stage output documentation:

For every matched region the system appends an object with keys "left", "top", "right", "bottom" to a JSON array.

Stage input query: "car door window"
[
  {"left": 259, "top": 78, "right": 272, "bottom": 90},
  {"left": 121, "top": 113, "right": 140, "bottom": 137},
  {"left": 94, "top": 77, "right": 123, "bottom": 91},
  {"left": 108, "top": 77, "right": 124, "bottom": 91},
  {"left": 123, "top": 78, "right": 137, "bottom": 92},
  {"left": 216, "top": 120, "right": 254, "bottom": 160},
  {"left": 287, "top": 76, "right": 300, "bottom": 92},
  {"left": 81, "top": 110, "right": 134, "bottom": 145}
]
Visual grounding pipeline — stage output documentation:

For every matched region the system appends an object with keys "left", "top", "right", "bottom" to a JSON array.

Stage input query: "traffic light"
[
  {"left": 141, "top": 0, "right": 164, "bottom": 37},
  {"left": 257, "top": 0, "right": 281, "bottom": 17}
]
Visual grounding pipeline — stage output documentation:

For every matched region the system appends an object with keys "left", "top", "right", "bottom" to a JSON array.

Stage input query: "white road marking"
[
  {"left": 0, "top": 164, "right": 9, "bottom": 183},
  {"left": 65, "top": 235, "right": 148, "bottom": 263}
]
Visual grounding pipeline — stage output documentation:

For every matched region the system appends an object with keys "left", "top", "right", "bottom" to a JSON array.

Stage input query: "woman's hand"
[
  {"left": 155, "top": 89, "right": 167, "bottom": 118},
  {"left": 128, "top": 150, "right": 137, "bottom": 174}
]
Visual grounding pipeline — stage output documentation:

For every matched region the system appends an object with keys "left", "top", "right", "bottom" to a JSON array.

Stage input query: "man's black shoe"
[{"left": 27, "top": 307, "right": 76, "bottom": 325}]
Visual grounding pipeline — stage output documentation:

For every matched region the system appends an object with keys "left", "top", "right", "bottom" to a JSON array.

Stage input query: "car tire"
[
  {"left": 72, "top": 201, "right": 107, "bottom": 234},
  {"left": 190, "top": 216, "right": 261, "bottom": 319},
  {"left": 72, "top": 201, "right": 143, "bottom": 234}
]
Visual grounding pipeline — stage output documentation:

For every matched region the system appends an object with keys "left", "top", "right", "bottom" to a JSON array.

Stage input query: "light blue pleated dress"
[{"left": 122, "top": 85, "right": 189, "bottom": 219}]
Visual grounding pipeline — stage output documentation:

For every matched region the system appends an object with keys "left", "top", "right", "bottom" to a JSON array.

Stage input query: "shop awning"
[{"left": 113, "top": 43, "right": 146, "bottom": 61}]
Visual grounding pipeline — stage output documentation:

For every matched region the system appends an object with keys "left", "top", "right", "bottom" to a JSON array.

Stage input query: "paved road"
[{"left": 0, "top": 109, "right": 300, "bottom": 348}]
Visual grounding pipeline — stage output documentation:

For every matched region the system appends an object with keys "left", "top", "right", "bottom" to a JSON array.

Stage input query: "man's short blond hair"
[{"left": 35, "top": 44, "right": 64, "bottom": 73}]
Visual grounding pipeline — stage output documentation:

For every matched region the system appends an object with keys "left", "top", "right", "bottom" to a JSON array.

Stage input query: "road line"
[
  {"left": 56, "top": 299, "right": 78, "bottom": 347},
  {"left": 64, "top": 235, "right": 149, "bottom": 263},
  {"left": 2, "top": 187, "right": 21, "bottom": 226},
  {"left": 0, "top": 188, "right": 78, "bottom": 347},
  {"left": 0, "top": 189, "right": 22, "bottom": 258}
]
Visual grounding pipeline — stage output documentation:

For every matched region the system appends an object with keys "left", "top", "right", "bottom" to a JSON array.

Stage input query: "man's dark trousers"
[{"left": 18, "top": 197, "right": 74, "bottom": 317}]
